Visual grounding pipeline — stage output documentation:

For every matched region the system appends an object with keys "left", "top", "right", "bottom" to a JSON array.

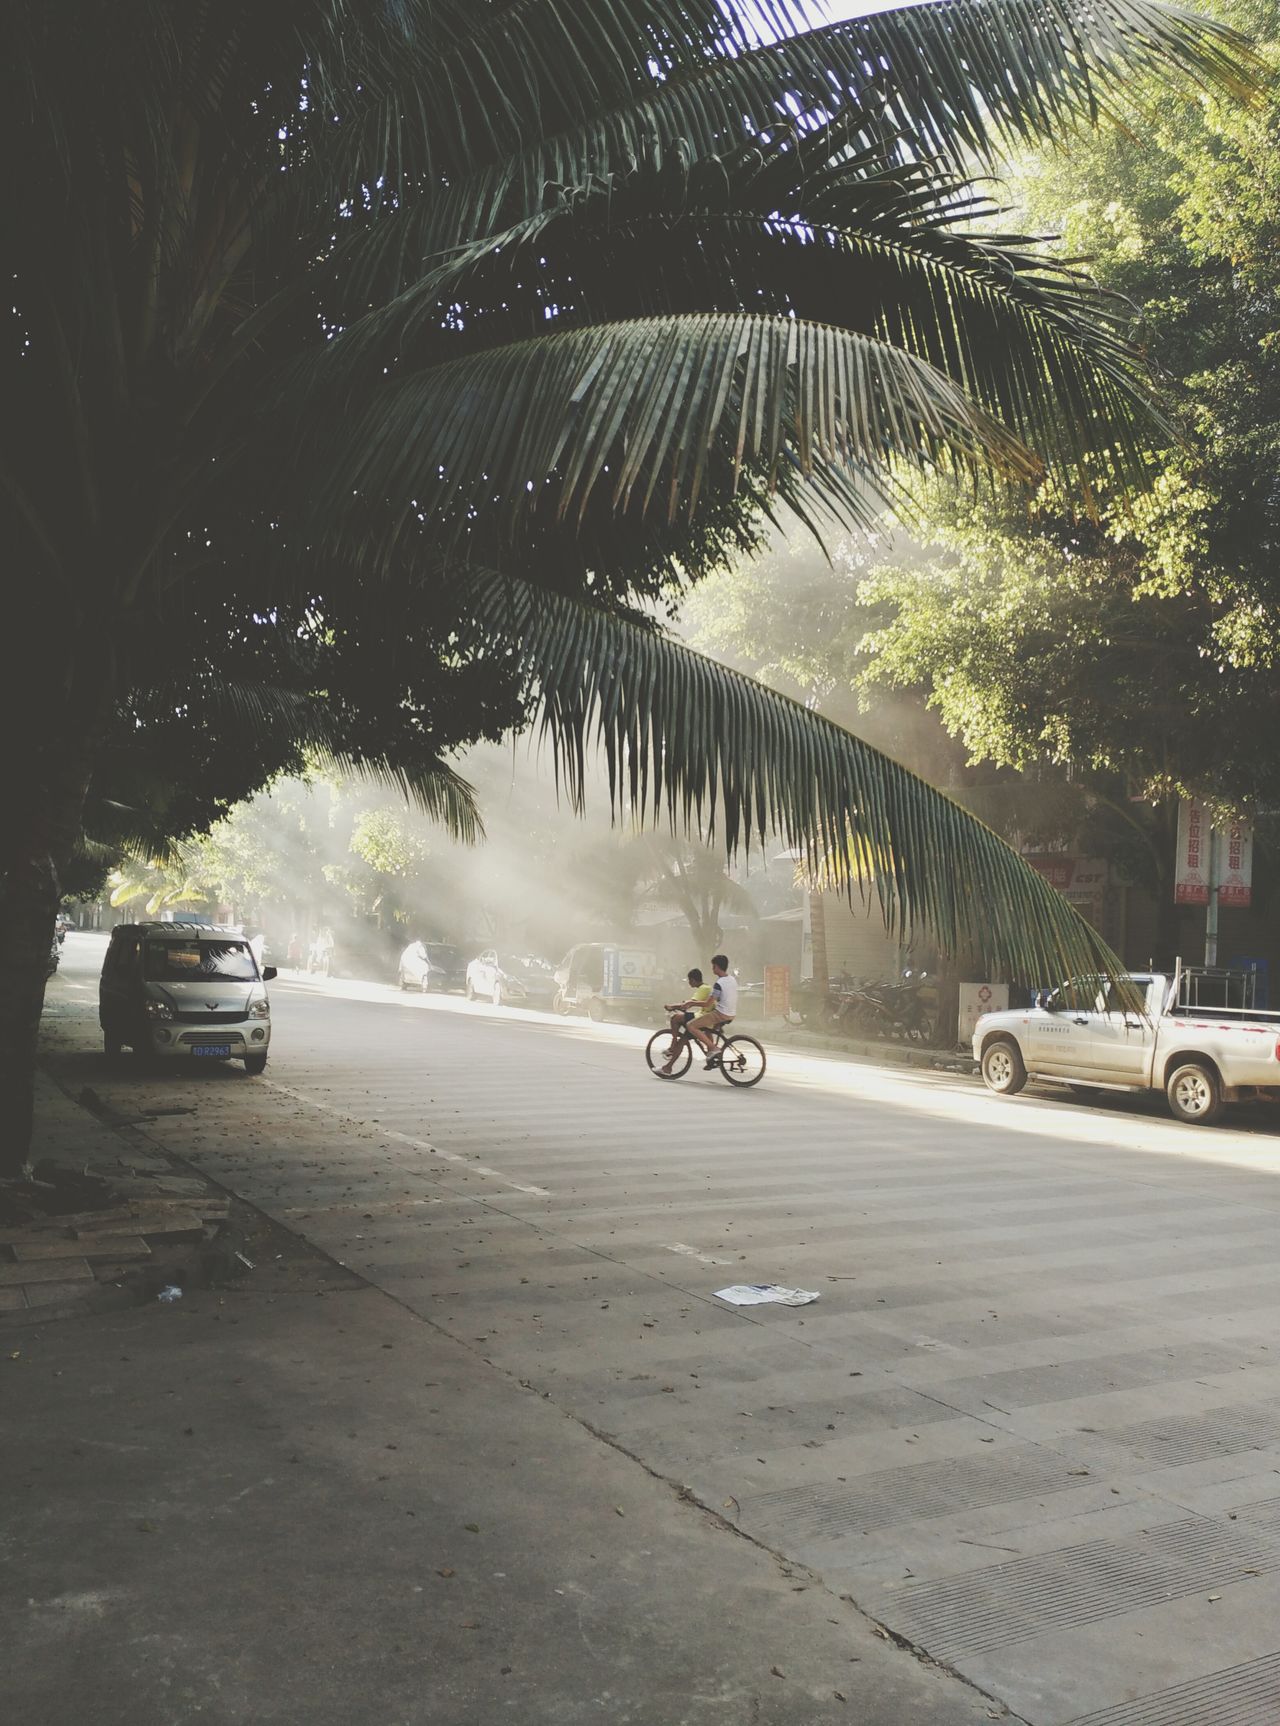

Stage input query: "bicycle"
[{"left": 644, "top": 1018, "right": 767, "bottom": 1088}]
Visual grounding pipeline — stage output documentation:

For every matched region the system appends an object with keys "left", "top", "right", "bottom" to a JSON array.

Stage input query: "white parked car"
[
  {"left": 974, "top": 965, "right": 1280, "bottom": 1125},
  {"left": 465, "top": 951, "right": 557, "bottom": 1008}
]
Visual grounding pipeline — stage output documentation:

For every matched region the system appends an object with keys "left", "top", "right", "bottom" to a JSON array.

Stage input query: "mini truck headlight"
[
  {"left": 144, "top": 999, "right": 174, "bottom": 1020},
  {"left": 248, "top": 997, "right": 270, "bottom": 1019}
]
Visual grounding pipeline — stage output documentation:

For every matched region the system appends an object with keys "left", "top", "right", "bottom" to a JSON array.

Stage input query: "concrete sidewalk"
[{"left": 5, "top": 1035, "right": 1009, "bottom": 1722}]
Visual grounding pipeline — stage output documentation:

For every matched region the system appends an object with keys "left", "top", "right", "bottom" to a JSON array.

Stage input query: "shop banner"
[
  {"left": 1218, "top": 819, "right": 1253, "bottom": 908},
  {"left": 1174, "top": 799, "right": 1210, "bottom": 905},
  {"left": 1174, "top": 802, "right": 1252, "bottom": 907},
  {"left": 763, "top": 965, "right": 791, "bottom": 1019}
]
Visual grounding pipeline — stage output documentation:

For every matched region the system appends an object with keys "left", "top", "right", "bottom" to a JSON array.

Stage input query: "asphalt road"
[{"left": 48, "top": 933, "right": 1280, "bottom": 1726}]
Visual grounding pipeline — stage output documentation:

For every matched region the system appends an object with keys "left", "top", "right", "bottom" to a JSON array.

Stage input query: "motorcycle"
[{"left": 837, "top": 971, "right": 938, "bottom": 1044}]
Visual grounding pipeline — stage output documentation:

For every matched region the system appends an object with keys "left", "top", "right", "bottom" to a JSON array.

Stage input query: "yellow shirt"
[{"left": 689, "top": 984, "right": 712, "bottom": 1005}]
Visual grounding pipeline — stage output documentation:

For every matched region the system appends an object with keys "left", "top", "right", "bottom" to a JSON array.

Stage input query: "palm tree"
[
  {"left": 1, "top": 0, "right": 1256, "bottom": 1170},
  {"left": 628, "top": 836, "right": 760, "bottom": 954},
  {"left": 106, "top": 866, "right": 212, "bottom": 922}
]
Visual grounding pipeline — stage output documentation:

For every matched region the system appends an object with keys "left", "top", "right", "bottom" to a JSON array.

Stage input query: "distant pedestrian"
[{"left": 287, "top": 931, "right": 302, "bottom": 972}]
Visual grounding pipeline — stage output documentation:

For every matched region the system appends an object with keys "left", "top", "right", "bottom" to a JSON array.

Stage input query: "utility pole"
[{"left": 1204, "top": 826, "right": 1219, "bottom": 967}]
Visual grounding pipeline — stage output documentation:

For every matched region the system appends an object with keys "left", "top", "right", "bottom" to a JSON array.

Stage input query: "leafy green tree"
[
  {"left": 1008, "top": 0, "right": 1280, "bottom": 687},
  {"left": 857, "top": 484, "right": 1280, "bottom": 808},
  {"left": 843, "top": 0, "right": 1280, "bottom": 949},
  {"left": 2, "top": 0, "right": 1256, "bottom": 1170}
]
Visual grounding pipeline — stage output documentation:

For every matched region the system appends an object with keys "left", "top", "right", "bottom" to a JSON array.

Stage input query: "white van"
[{"left": 99, "top": 922, "right": 276, "bottom": 1074}]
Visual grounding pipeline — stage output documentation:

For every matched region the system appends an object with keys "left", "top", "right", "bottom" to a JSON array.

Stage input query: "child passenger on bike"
[
  {"left": 660, "top": 969, "right": 711, "bottom": 1073},
  {"left": 665, "top": 969, "right": 711, "bottom": 1034}
]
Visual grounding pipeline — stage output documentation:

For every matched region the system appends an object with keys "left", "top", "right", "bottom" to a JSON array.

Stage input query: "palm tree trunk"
[{"left": 0, "top": 644, "right": 113, "bottom": 1178}]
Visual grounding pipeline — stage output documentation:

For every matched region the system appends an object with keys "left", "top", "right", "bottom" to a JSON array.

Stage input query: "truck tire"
[
  {"left": 244, "top": 1052, "right": 268, "bottom": 1076},
  {"left": 981, "top": 1037, "right": 1027, "bottom": 1096},
  {"left": 1166, "top": 1060, "right": 1222, "bottom": 1125}
]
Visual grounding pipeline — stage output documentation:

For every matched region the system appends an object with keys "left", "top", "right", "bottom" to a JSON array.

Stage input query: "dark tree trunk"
[{"left": 0, "top": 639, "right": 113, "bottom": 1178}]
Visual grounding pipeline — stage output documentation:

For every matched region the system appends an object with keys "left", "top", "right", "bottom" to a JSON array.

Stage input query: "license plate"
[{"left": 192, "top": 1044, "right": 231, "bottom": 1058}]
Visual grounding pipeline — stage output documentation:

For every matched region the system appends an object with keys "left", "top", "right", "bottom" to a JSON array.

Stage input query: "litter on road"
[{"left": 714, "top": 1284, "right": 820, "bottom": 1307}]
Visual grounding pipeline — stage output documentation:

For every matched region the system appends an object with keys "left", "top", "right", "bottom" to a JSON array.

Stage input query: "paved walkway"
[{"left": 23, "top": 939, "right": 1280, "bottom": 1724}]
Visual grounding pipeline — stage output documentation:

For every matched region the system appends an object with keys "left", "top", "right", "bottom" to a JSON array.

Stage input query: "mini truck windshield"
[{"left": 144, "top": 941, "right": 258, "bottom": 982}]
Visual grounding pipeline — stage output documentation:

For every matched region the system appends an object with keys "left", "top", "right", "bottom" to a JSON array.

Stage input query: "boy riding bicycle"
[{"left": 661, "top": 955, "right": 737, "bottom": 1073}]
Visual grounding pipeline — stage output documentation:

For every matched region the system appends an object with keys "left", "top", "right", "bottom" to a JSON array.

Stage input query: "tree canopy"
[{"left": 857, "top": 0, "right": 1280, "bottom": 818}]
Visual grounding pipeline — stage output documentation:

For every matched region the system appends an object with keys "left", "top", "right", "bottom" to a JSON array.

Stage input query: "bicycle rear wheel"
[
  {"left": 646, "top": 1029, "right": 692, "bottom": 1078},
  {"left": 719, "top": 1035, "right": 766, "bottom": 1087}
]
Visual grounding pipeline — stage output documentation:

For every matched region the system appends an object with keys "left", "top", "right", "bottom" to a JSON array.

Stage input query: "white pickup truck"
[{"left": 973, "top": 966, "right": 1280, "bottom": 1125}]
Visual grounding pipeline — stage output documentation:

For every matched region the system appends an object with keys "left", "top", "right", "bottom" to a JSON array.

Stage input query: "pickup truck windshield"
[
  {"left": 144, "top": 941, "right": 258, "bottom": 982},
  {"left": 1043, "top": 975, "right": 1152, "bottom": 1015}
]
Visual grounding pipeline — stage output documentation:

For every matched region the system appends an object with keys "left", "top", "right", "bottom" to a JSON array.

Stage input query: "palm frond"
[
  {"left": 308, "top": 311, "right": 1033, "bottom": 569},
  {"left": 323, "top": 124, "right": 1158, "bottom": 493},
  {"left": 457, "top": 568, "right": 1122, "bottom": 987},
  {"left": 415, "top": 0, "right": 1258, "bottom": 198},
  {"left": 317, "top": 752, "right": 482, "bottom": 844}
]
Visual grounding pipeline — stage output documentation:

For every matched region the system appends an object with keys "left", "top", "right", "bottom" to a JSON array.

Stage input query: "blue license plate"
[{"left": 192, "top": 1045, "right": 231, "bottom": 1058}]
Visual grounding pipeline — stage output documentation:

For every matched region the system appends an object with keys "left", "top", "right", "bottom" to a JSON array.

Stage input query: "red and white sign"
[
  {"left": 959, "top": 983, "right": 1008, "bottom": 1044},
  {"left": 1024, "top": 856, "right": 1108, "bottom": 924},
  {"left": 1174, "top": 802, "right": 1252, "bottom": 907},
  {"left": 1175, "top": 799, "right": 1210, "bottom": 905},
  {"left": 1218, "top": 819, "right": 1253, "bottom": 908}
]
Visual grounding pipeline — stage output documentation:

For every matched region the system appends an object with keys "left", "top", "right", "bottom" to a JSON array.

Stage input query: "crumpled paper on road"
[{"left": 714, "top": 1284, "right": 820, "bottom": 1307}]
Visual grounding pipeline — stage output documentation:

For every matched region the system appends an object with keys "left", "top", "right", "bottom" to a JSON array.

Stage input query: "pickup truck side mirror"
[{"left": 262, "top": 965, "right": 278, "bottom": 981}]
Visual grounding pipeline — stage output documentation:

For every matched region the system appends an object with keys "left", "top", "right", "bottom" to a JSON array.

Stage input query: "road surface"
[{"left": 47, "top": 933, "right": 1280, "bottom": 1725}]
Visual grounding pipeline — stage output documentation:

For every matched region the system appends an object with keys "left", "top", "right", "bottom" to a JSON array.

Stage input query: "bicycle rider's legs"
[
  {"left": 660, "top": 1011, "right": 695, "bottom": 1073},
  {"left": 689, "top": 1009, "right": 730, "bottom": 1058}
]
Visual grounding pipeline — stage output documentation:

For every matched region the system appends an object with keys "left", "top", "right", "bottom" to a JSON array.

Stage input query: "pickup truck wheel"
[
  {"left": 981, "top": 1037, "right": 1027, "bottom": 1096},
  {"left": 1166, "top": 1061, "right": 1222, "bottom": 1125}
]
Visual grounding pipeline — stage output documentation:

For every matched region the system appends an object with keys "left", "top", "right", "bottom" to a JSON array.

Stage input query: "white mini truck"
[{"left": 973, "top": 965, "right": 1280, "bottom": 1126}]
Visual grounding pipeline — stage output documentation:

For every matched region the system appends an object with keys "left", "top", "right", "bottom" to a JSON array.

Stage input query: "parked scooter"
[{"left": 837, "top": 971, "right": 938, "bottom": 1044}]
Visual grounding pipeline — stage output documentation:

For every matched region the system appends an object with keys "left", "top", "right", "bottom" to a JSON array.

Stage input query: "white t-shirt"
[{"left": 712, "top": 972, "right": 739, "bottom": 1016}]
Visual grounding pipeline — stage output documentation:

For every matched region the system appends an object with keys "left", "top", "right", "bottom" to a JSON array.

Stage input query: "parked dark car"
[
  {"left": 398, "top": 940, "right": 466, "bottom": 993},
  {"left": 465, "top": 951, "right": 557, "bottom": 1007}
]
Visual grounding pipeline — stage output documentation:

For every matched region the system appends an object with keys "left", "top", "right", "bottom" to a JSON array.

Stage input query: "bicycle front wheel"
[
  {"left": 719, "top": 1035, "right": 766, "bottom": 1087},
  {"left": 646, "top": 1029, "right": 692, "bottom": 1079}
]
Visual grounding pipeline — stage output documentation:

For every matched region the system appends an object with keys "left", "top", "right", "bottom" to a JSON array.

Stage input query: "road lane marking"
[
  {"left": 665, "top": 1243, "right": 734, "bottom": 1266},
  {"left": 261, "top": 1079, "right": 551, "bottom": 1197}
]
